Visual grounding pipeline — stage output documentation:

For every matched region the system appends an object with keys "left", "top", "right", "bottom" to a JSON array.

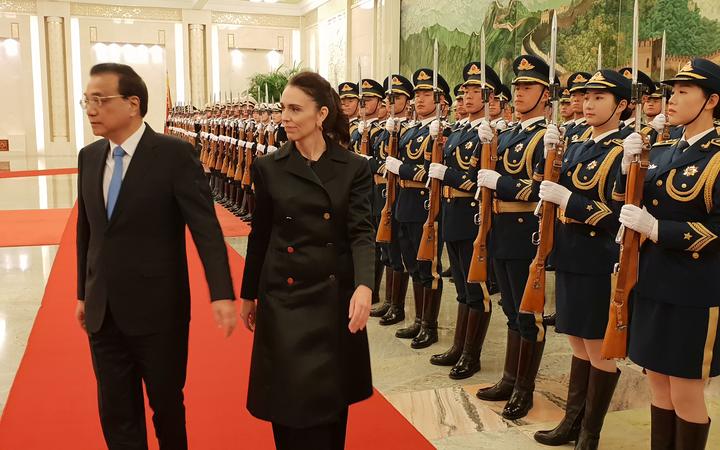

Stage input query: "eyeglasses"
[{"left": 79, "top": 94, "right": 127, "bottom": 110}]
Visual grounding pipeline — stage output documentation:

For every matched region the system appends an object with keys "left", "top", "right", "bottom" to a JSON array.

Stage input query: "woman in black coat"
[{"left": 240, "top": 71, "right": 375, "bottom": 450}]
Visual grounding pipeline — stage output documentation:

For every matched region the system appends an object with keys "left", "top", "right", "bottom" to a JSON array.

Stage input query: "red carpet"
[
  {"left": 215, "top": 204, "right": 251, "bottom": 237},
  {"left": 0, "top": 168, "right": 78, "bottom": 179},
  {"left": 0, "top": 207, "right": 432, "bottom": 449},
  {"left": 0, "top": 208, "right": 72, "bottom": 247}
]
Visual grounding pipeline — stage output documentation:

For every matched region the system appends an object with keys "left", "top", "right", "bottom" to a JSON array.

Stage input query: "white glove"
[
  {"left": 622, "top": 132, "right": 643, "bottom": 174},
  {"left": 620, "top": 205, "right": 658, "bottom": 241},
  {"left": 477, "top": 169, "right": 501, "bottom": 190},
  {"left": 266, "top": 122, "right": 275, "bottom": 133},
  {"left": 385, "top": 118, "right": 396, "bottom": 132},
  {"left": 357, "top": 120, "right": 365, "bottom": 134},
  {"left": 360, "top": 154, "right": 373, "bottom": 160},
  {"left": 266, "top": 145, "right": 278, "bottom": 154},
  {"left": 428, "top": 163, "right": 448, "bottom": 181},
  {"left": 477, "top": 120, "right": 494, "bottom": 144},
  {"left": 238, "top": 140, "right": 246, "bottom": 148},
  {"left": 495, "top": 119, "right": 508, "bottom": 131},
  {"left": 429, "top": 119, "right": 441, "bottom": 138},
  {"left": 245, "top": 141, "right": 254, "bottom": 149},
  {"left": 544, "top": 124, "right": 561, "bottom": 158},
  {"left": 539, "top": 180, "right": 572, "bottom": 210},
  {"left": 649, "top": 113, "right": 666, "bottom": 133},
  {"left": 256, "top": 144, "right": 266, "bottom": 154},
  {"left": 385, "top": 156, "right": 402, "bottom": 175},
  {"left": 256, "top": 123, "right": 264, "bottom": 132}
]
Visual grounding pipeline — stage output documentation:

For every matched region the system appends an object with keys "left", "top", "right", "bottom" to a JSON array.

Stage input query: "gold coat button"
[
  {"left": 590, "top": 231, "right": 596, "bottom": 237},
  {"left": 471, "top": 202, "right": 477, "bottom": 207},
  {"left": 446, "top": 198, "right": 451, "bottom": 203},
  {"left": 323, "top": 212, "right": 331, "bottom": 220},
  {"left": 518, "top": 218, "right": 524, "bottom": 223},
  {"left": 656, "top": 180, "right": 663, "bottom": 187},
  {"left": 420, "top": 190, "right": 426, "bottom": 195},
  {"left": 692, "top": 252, "right": 700, "bottom": 260},
  {"left": 652, "top": 199, "right": 659, "bottom": 206},
  {"left": 567, "top": 171, "right": 572, "bottom": 176}
]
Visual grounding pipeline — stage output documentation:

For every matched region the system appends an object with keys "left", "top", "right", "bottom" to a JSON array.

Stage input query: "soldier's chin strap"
[
  {"left": 596, "top": 101, "right": 622, "bottom": 129},
  {"left": 680, "top": 95, "right": 713, "bottom": 129},
  {"left": 519, "top": 85, "right": 548, "bottom": 117}
]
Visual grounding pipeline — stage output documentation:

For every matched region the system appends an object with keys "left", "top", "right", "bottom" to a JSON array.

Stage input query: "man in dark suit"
[{"left": 75, "top": 63, "right": 237, "bottom": 450}]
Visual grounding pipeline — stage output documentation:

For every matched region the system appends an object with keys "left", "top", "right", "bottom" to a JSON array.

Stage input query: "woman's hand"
[
  {"left": 240, "top": 299, "right": 257, "bottom": 332},
  {"left": 348, "top": 285, "right": 372, "bottom": 333}
]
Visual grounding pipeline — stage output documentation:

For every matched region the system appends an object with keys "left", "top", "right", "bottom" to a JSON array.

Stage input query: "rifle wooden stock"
[
  {"left": 659, "top": 124, "right": 671, "bottom": 143},
  {"left": 199, "top": 125, "right": 208, "bottom": 164},
  {"left": 220, "top": 125, "right": 229, "bottom": 175},
  {"left": 206, "top": 125, "right": 218, "bottom": 169},
  {"left": 241, "top": 124, "right": 255, "bottom": 187},
  {"left": 519, "top": 139, "right": 566, "bottom": 314},
  {"left": 417, "top": 133, "right": 443, "bottom": 261},
  {"left": 601, "top": 140, "right": 650, "bottom": 359},
  {"left": 226, "top": 126, "right": 236, "bottom": 179},
  {"left": 359, "top": 124, "right": 369, "bottom": 156},
  {"left": 376, "top": 128, "right": 398, "bottom": 243},
  {"left": 468, "top": 136, "right": 497, "bottom": 283},
  {"left": 233, "top": 125, "right": 246, "bottom": 182}
]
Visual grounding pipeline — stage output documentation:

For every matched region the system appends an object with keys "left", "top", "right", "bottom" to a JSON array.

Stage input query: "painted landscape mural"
[{"left": 400, "top": 0, "right": 720, "bottom": 90}]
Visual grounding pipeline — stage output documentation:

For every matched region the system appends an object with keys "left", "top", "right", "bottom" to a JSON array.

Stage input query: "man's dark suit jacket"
[{"left": 76, "top": 124, "right": 234, "bottom": 335}]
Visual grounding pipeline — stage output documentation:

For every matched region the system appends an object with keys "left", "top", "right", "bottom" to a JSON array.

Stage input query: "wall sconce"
[
  {"left": 10, "top": 23, "right": 19, "bottom": 40},
  {"left": 89, "top": 26, "right": 97, "bottom": 43}
]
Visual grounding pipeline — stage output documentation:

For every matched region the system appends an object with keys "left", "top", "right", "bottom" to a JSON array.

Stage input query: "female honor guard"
[
  {"left": 384, "top": 69, "right": 449, "bottom": 348},
  {"left": 474, "top": 55, "right": 549, "bottom": 420},
  {"left": 371, "top": 75, "right": 414, "bottom": 324},
  {"left": 427, "top": 63, "right": 500, "bottom": 379},
  {"left": 534, "top": 69, "right": 630, "bottom": 449},
  {"left": 617, "top": 58, "right": 720, "bottom": 450}
]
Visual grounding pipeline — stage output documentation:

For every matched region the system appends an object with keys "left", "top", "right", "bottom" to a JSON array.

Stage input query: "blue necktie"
[{"left": 107, "top": 146, "right": 125, "bottom": 219}]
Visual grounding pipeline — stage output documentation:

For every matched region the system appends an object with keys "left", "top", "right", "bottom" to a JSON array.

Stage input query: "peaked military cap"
[
  {"left": 567, "top": 71, "right": 592, "bottom": 93},
  {"left": 271, "top": 103, "right": 281, "bottom": 112},
  {"left": 497, "top": 84, "right": 512, "bottom": 103},
  {"left": 359, "top": 78, "right": 384, "bottom": 98},
  {"left": 662, "top": 58, "right": 720, "bottom": 94},
  {"left": 412, "top": 68, "right": 451, "bottom": 98},
  {"left": 383, "top": 74, "right": 413, "bottom": 98},
  {"left": 583, "top": 69, "right": 632, "bottom": 100},
  {"left": 649, "top": 82, "right": 670, "bottom": 99},
  {"left": 619, "top": 67, "right": 657, "bottom": 95},
  {"left": 462, "top": 62, "right": 502, "bottom": 92},
  {"left": 454, "top": 84, "right": 465, "bottom": 100},
  {"left": 560, "top": 86, "right": 571, "bottom": 103},
  {"left": 338, "top": 82, "right": 359, "bottom": 99},
  {"left": 512, "top": 55, "right": 550, "bottom": 86}
]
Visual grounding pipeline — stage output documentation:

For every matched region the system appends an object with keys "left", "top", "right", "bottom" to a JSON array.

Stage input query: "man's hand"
[
  {"left": 348, "top": 285, "right": 372, "bottom": 333},
  {"left": 212, "top": 299, "right": 237, "bottom": 337},
  {"left": 385, "top": 156, "right": 402, "bottom": 175},
  {"left": 539, "top": 180, "right": 572, "bottom": 210},
  {"left": 75, "top": 300, "right": 86, "bottom": 333},
  {"left": 428, "top": 162, "right": 448, "bottom": 181},
  {"left": 240, "top": 299, "right": 257, "bottom": 332},
  {"left": 477, "top": 169, "right": 501, "bottom": 190},
  {"left": 477, "top": 120, "right": 494, "bottom": 144}
]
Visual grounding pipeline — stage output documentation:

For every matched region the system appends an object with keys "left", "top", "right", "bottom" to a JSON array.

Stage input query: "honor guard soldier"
[
  {"left": 618, "top": 68, "right": 655, "bottom": 138},
  {"left": 534, "top": 69, "right": 632, "bottom": 448},
  {"left": 560, "top": 86, "right": 574, "bottom": 124},
  {"left": 453, "top": 84, "right": 468, "bottom": 125},
  {"left": 384, "top": 68, "right": 449, "bottom": 349},
  {"left": 339, "top": 81, "right": 360, "bottom": 136},
  {"left": 564, "top": 72, "right": 592, "bottom": 142},
  {"left": 372, "top": 74, "right": 414, "bottom": 324},
  {"left": 615, "top": 58, "right": 720, "bottom": 450},
  {"left": 428, "top": 62, "right": 501, "bottom": 379},
  {"left": 474, "top": 55, "right": 550, "bottom": 419},
  {"left": 497, "top": 84, "right": 515, "bottom": 126}
]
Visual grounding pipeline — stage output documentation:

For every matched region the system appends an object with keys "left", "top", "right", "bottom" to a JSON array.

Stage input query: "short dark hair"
[{"left": 90, "top": 63, "right": 148, "bottom": 117}]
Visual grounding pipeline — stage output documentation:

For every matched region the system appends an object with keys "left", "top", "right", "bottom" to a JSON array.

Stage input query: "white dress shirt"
[
  {"left": 682, "top": 127, "right": 716, "bottom": 148},
  {"left": 520, "top": 116, "right": 546, "bottom": 130},
  {"left": 103, "top": 122, "right": 146, "bottom": 206}
]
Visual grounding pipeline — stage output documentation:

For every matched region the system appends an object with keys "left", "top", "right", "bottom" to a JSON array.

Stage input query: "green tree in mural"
[
  {"left": 247, "top": 64, "right": 303, "bottom": 103},
  {"left": 641, "top": 0, "right": 720, "bottom": 56}
]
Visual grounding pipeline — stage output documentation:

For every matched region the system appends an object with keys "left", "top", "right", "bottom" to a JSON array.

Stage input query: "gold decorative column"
[
  {"left": 188, "top": 24, "right": 207, "bottom": 107},
  {"left": 45, "top": 16, "right": 69, "bottom": 142}
]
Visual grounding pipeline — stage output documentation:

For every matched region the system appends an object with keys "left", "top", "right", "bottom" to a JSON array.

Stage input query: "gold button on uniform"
[
  {"left": 652, "top": 199, "right": 659, "bottom": 206},
  {"left": 692, "top": 252, "right": 700, "bottom": 260},
  {"left": 323, "top": 212, "right": 331, "bottom": 220},
  {"left": 656, "top": 180, "right": 663, "bottom": 186},
  {"left": 518, "top": 218, "right": 524, "bottom": 223},
  {"left": 567, "top": 171, "right": 572, "bottom": 176},
  {"left": 590, "top": 231, "right": 596, "bottom": 237}
]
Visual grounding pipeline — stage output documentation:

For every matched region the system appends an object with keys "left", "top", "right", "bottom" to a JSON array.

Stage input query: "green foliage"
[
  {"left": 641, "top": 0, "right": 720, "bottom": 56},
  {"left": 247, "top": 63, "right": 303, "bottom": 103}
]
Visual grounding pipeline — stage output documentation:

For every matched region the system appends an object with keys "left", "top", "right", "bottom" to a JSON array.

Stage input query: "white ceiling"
[{"left": 67, "top": 0, "right": 329, "bottom": 16}]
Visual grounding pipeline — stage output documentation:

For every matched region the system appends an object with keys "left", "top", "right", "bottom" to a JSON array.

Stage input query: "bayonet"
[
  {"left": 632, "top": 0, "right": 642, "bottom": 133},
  {"left": 481, "top": 26, "right": 489, "bottom": 122},
  {"left": 549, "top": 10, "right": 559, "bottom": 125},
  {"left": 660, "top": 30, "right": 667, "bottom": 115},
  {"left": 597, "top": 42, "right": 602, "bottom": 71},
  {"left": 433, "top": 38, "right": 440, "bottom": 118}
]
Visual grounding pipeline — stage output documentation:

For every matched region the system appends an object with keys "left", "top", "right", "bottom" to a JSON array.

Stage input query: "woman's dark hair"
[
  {"left": 700, "top": 86, "right": 720, "bottom": 119},
  {"left": 287, "top": 71, "right": 350, "bottom": 147},
  {"left": 90, "top": 63, "right": 148, "bottom": 117},
  {"left": 612, "top": 94, "right": 632, "bottom": 121}
]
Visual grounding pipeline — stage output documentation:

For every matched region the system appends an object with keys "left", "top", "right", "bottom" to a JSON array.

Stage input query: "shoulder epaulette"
[
  {"left": 498, "top": 127, "right": 513, "bottom": 134},
  {"left": 653, "top": 138, "right": 677, "bottom": 147},
  {"left": 609, "top": 138, "right": 624, "bottom": 146}
]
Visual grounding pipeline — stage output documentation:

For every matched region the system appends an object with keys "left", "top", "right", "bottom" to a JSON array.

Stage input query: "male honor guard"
[
  {"left": 618, "top": 68, "right": 655, "bottom": 139},
  {"left": 371, "top": 74, "right": 414, "bottom": 324},
  {"left": 453, "top": 84, "right": 468, "bottom": 125},
  {"left": 474, "top": 55, "right": 550, "bottom": 419},
  {"left": 564, "top": 72, "right": 592, "bottom": 142},
  {"left": 384, "top": 68, "right": 450, "bottom": 349},
  {"left": 339, "top": 81, "right": 360, "bottom": 137},
  {"left": 428, "top": 62, "right": 502, "bottom": 379}
]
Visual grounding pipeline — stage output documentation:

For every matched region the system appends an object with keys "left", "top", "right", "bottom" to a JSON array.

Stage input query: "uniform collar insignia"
[
  {"left": 465, "top": 141, "right": 474, "bottom": 150},
  {"left": 684, "top": 165, "right": 699, "bottom": 177},
  {"left": 515, "top": 143, "right": 524, "bottom": 152},
  {"left": 587, "top": 160, "right": 598, "bottom": 170}
]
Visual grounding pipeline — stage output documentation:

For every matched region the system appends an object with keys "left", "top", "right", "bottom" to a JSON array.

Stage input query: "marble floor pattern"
[{"left": 1, "top": 154, "right": 718, "bottom": 448}]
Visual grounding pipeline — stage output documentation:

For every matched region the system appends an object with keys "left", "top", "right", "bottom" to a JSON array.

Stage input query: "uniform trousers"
[
  {"left": 398, "top": 221, "right": 443, "bottom": 290},
  {"left": 446, "top": 239, "right": 488, "bottom": 311},
  {"left": 492, "top": 258, "right": 544, "bottom": 342},
  {"left": 379, "top": 215, "right": 405, "bottom": 272}
]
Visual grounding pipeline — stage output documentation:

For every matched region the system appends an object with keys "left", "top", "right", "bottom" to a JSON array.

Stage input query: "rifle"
[
  {"left": 241, "top": 121, "right": 256, "bottom": 188},
  {"left": 376, "top": 73, "right": 398, "bottom": 244},
  {"left": 519, "top": 11, "right": 562, "bottom": 315},
  {"left": 358, "top": 61, "right": 369, "bottom": 156},
  {"left": 220, "top": 119, "right": 229, "bottom": 175},
  {"left": 234, "top": 120, "right": 246, "bottom": 182},
  {"left": 417, "top": 39, "right": 442, "bottom": 262},
  {"left": 658, "top": 30, "right": 671, "bottom": 143},
  {"left": 226, "top": 120, "right": 236, "bottom": 180},
  {"left": 468, "top": 27, "right": 497, "bottom": 284},
  {"left": 602, "top": 0, "right": 648, "bottom": 358}
]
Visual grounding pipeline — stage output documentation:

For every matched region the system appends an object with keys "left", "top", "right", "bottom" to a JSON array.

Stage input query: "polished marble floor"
[{"left": 1, "top": 150, "right": 718, "bottom": 449}]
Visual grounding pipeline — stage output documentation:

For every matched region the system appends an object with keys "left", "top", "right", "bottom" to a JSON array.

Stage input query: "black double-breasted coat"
[{"left": 240, "top": 139, "right": 375, "bottom": 428}]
